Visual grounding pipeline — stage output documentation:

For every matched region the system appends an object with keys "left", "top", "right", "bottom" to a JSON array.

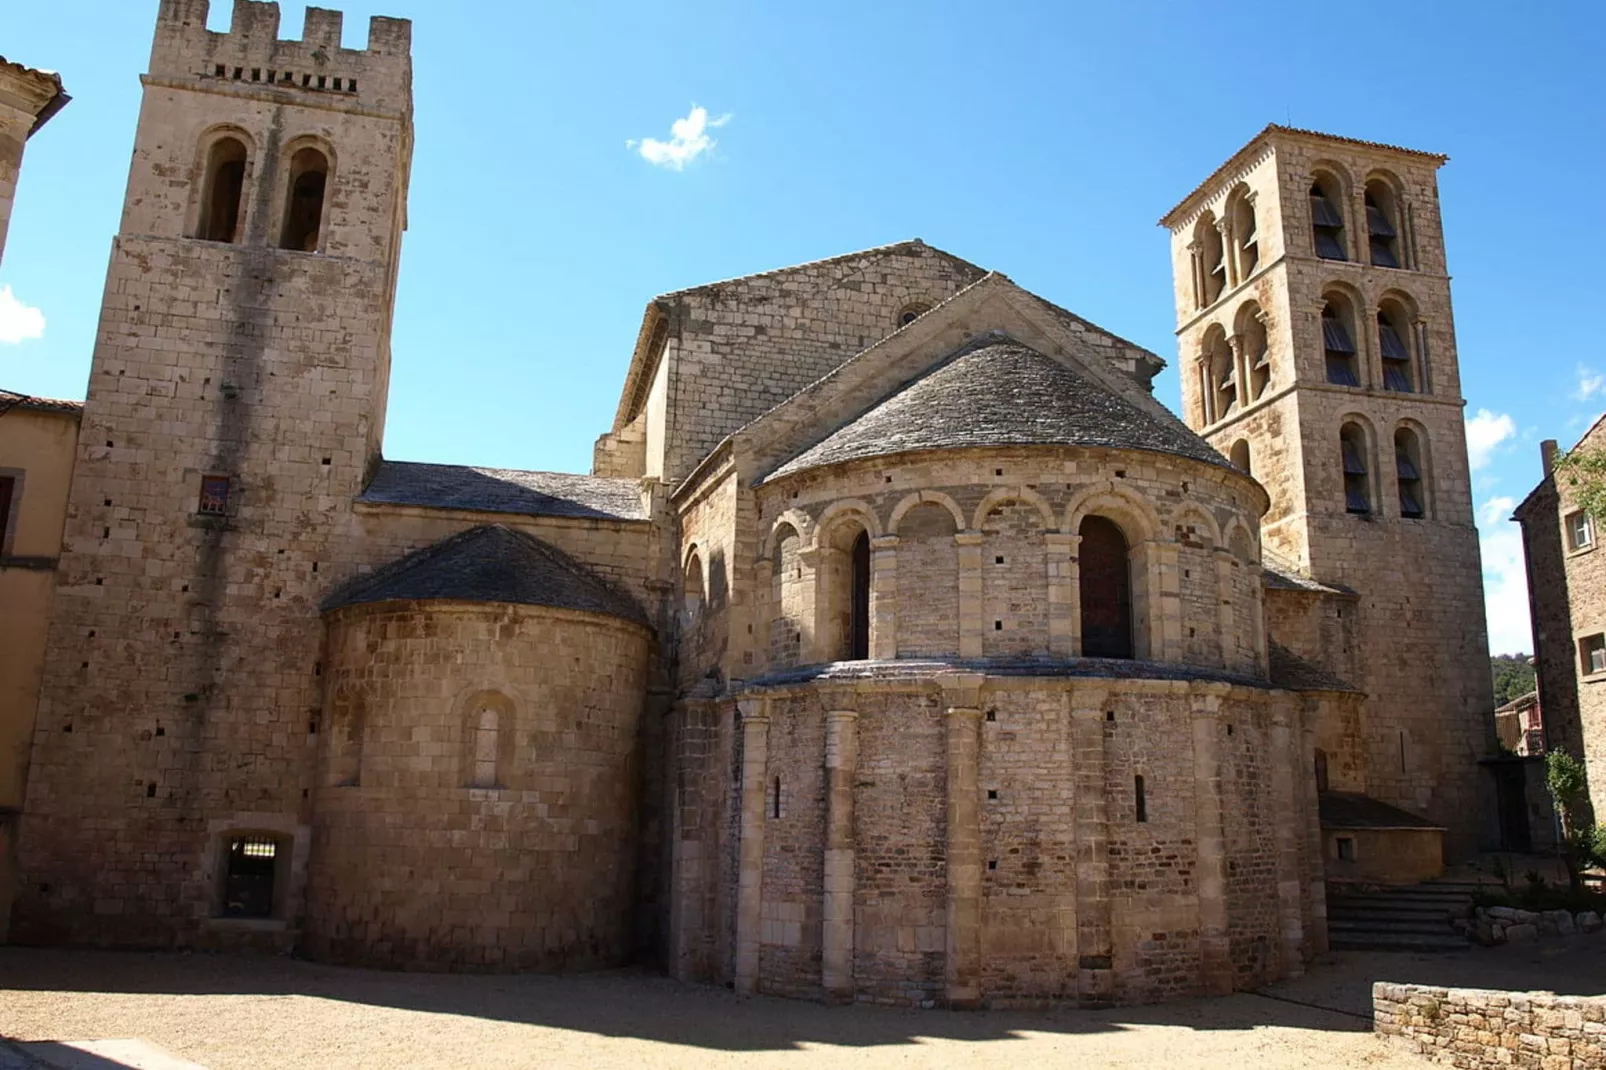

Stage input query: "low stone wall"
[{"left": 1374, "top": 982, "right": 1606, "bottom": 1069}]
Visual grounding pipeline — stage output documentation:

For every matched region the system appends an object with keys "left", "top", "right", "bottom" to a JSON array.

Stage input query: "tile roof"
[
  {"left": 321, "top": 524, "right": 650, "bottom": 626},
  {"left": 360, "top": 460, "right": 646, "bottom": 521},
  {"left": 1268, "top": 642, "right": 1360, "bottom": 693},
  {"left": 0, "top": 389, "right": 84, "bottom": 417},
  {"left": 1319, "top": 791, "right": 1443, "bottom": 831},
  {"left": 762, "top": 335, "right": 1226, "bottom": 482},
  {"left": 1495, "top": 690, "right": 1538, "bottom": 715}
]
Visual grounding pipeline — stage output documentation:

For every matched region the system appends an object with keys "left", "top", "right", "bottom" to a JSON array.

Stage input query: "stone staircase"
[{"left": 1325, "top": 879, "right": 1481, "bottom": 952}]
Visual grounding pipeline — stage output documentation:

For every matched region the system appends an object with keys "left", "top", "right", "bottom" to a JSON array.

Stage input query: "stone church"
[{"left": 0, "top": 1, "right": 1497, "bottom": 1007}]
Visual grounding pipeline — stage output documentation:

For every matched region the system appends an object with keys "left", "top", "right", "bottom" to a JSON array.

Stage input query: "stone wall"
[
  {"left": 303, "top": 599, "right": 651, "bottom": 970},
  {"left": 678, "top": 674, "right": 1322, "bottom": 1008},
  {"left": 1373, "top": 982, "right": 1606, "bottom": 1069}
]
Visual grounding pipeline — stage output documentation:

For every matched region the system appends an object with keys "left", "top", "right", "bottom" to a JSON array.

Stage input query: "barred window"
[
  {"left": 222, "top": 835, "right": 278, "bottom": 919},
  {"left": 198, "top": 475, "right": 231, "bottom": 516}
]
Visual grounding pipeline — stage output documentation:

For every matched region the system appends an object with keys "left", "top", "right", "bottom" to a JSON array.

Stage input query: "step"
[
  {"left": 1329, "top": 933, "right": 1470, "bottom": 953},
  {"left": 1327, "top": 906, "right": 1464, "bottom": 924},
  {"left": 1327, "top": 919, "right": 1457, "bottom": 937}
]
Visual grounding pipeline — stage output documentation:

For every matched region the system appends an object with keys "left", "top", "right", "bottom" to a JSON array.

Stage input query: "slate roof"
[
  {"left": 321, "top": 524, "right": 650, "bottom": 626},
  {"left": 763, "top": 336, "right": 1227, "bottom": 482},
  {"left": 1319, "top": 791, "right": 1443, "bottom": 831},
  {"left": 360, "top": 460, "right": 646, "bottom": 521},
  {"left": 1268, "top": 642, "right": 1361, "bottom": 693},
  {"left": 1260, "top": 548, "right": 1355, "bottom": 596}
]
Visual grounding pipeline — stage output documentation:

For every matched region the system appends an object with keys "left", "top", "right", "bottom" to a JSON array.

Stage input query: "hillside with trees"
[{"left": 1491, "top": 654, "right": 1536, "bottom": 707}]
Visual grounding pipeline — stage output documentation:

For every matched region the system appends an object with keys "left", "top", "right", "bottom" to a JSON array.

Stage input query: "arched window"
[
  {"left": 1227, "top": 186, "right": 1259, "bottom": 279},
  {"left": 197, "top": 136, "right": 248, "bottom": 243},
  {"left": 1195, "top": 212, "right": 1226, "bottom": 307},
  {"left": 1340, "top": 423, "right": 1372, "bottom": 515},
  {"left": 471, "top": 704, "right": 500, "bottom": 788},
  {"left": 1322, "top": 298, "right": 1360, "bottom": 387},
  {"left": 684, "top": 549, "right": 705, "bottom": 623},
  {"left": 1206, "top": 328, "right": 1236, "bottom": 420},
  {"left": 1079, "top": 515, "right": 1133, "bottom": 659},
  {"left": 849, "top": 530, "right": 871, "bottom": 661},
  {"left": 280, "top": 146, "right": 329, "bottom": 251},
  {"left": 1309, "top": 174, "right": 1348, "bottom": 261},
  {"left": 1237, "top": 302, "right": 1271, "bottom": 401},
  {"left": 1377, "top": 303, "right": 1415, "bottom": 393},
  {"left": 1314, "top": 748, "right": 1330, "bottom": 794},
  {"left": 1395, "top": 428, "right": 1426, "bottom": 519},
  {"left": 1365, "top": 180, "right": 1402, "bottom": 268},
  {"left": 1230, "top": 439, "right": 1252, "bottom": 475}
]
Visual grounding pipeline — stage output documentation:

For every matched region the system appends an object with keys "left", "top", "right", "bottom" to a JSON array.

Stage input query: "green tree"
[
  {"left": 1547, "top": 750, "right": 1593, "bottom": 891},
  {"left": 1555, "top": 445, "right": 1606, "bottom": 522},
  {"left": 1490, "top": 655, "right": 1536, "bottom": 706}
]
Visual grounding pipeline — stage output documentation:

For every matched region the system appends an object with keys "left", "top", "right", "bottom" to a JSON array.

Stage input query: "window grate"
[{"left": 198, "top": 475, "right": 231, "bottom": 516}]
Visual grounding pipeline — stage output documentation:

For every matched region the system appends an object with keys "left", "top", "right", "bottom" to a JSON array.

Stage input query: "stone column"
[
  {"left": 943, "top": 684, "right": 984, "bottom": 1007},
  {"left": 1186, "top": 239, "right": 1204, "bottom": 311},
  {"left": 1198, "top": 359, "right": 1215, "bottom": 425},
  {"left": 1191, "top": 685, "right": 1232, "bottom": 995},
  {"left": 1047, "top": 532, "right": 1079, "bottom": 658},
  {"left": 822, "top": 709, "right": 858, "bottom": 1000},
  {"left": 1214, "top": 547, "right": 1236, "bottom": 670},
  {"left": 1218, "top": 216, "right": 1238, "bottom": 289},
  {"left": 1071, "top": 692, "right": 1113, "bottom": 1005},
  {"left": 1300, "top": 696, "right": 1330, "bottom": 955},
  {"left": 1226, "top": 334, "right": 1246, "bottom": 413},
  {"left": 869, "top": 536, "right": 899, "bottom": 660},
  {"left": 955, "top": 532, "right": 985, "bottom": 659},
  {"left": 1270, "top": 702, "right": 1307, "bottom": 977},
  {"left": 752, "top": 557, "right": 774, "bottom": 670},
  {"left": 734, "top": 699, "right": 770, "bottom": 995}
]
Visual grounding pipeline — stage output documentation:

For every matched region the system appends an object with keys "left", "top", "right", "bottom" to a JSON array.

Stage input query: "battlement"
[{"left": 151, "top": 1, "right": 411, "bottom": 113}]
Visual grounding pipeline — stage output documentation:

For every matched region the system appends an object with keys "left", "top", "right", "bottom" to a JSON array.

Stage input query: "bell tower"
[
  {"left": 1160, "top": 126, "right": 1494, "bottom": 855},
  {"left": 16, "top": 0, "right": 412, "bottom": 945}
]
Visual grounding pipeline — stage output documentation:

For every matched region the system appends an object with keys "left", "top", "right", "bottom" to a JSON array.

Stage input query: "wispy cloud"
[
  {"left": 627, "top": 105, "right": 731, "bottom": 171},
  {"left": 1575, "top": 364, "right": 1605, "bottom": 403},
  {"left": 1475, "top": 494, "right": 1532, "bottom": 655},
  {"left": 0, "top": 285, "right": 45, "bottom": 345},
  {"left": 1465, "top": 408, "right": 1516, "bottom": 472}
]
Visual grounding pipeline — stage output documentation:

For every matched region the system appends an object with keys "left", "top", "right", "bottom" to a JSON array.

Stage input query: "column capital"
[
  {"left": 954, "top": 531, "right": 985, "bottom": 547},
  {"left": 824, "top": 709, "right": 859, "bottom": 724},
  {"left": 869, "top": 535, "right": 900, "bottom": 552},
  {"left": 1045, "top": 531, "right": 1080, "bottom": 550},
  {"left": 737, "top": 697, "right": 770, "bottom": 725}
]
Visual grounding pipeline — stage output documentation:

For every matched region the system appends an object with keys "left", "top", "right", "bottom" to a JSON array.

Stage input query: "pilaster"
[
  {"left": 822, "top": 709, "right": 858, "bottom": 1000},
  {"left": 942, "top": 675, "right": 984, "bottom": 1008},
  {"left": 1046, "top": 532, "right": 1079, "bottom": 657},
  {"left": 1269, "top": 703, "right": 1306, "bottom": 978},
  {"left": 869, "top": 536, "right": 899, "bottom": 660},
  {"left": 734, "top": 699, "right": 770, "bottom": 994},
  {"left": 1071, "top": 692, "right": 1112, "bottom": 1005},
  {"left": 955, "top": 532, "right": 985, "bottom": 659},
  {"left": 1214, "top": 547, "right": 1236, "bottom": 670},
  {"left": 1191, "top": 686, "right": 1232, "bottom": 995}
]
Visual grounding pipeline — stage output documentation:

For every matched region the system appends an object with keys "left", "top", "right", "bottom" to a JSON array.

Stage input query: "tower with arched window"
[{"left": 1162, "top": 126, "right": 1495, "bottom": 858}]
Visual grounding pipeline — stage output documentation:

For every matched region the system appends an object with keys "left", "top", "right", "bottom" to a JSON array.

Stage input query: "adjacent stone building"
[
  {"left": 1516, "top": 419, "right": 1606, "bottom": 821},
  {"left": 3, "top": 0, "right": 1499, "bottom": 1007}
]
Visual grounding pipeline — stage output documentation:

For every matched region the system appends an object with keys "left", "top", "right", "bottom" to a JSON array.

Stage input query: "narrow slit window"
[
  {"left": 772, "top": 777, "right": 782, "bottom": 819},
  {"left": 1134, "top": 775, "right": 1147, "bottom": 823},
  {"left": 471, "top": 705, "right": 499, "bottom": 788},
  {"left": 0, "top": 474, "right": 15, "bottom": 545}
]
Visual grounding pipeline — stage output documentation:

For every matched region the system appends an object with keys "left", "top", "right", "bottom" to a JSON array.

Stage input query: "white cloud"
[
  {"left": 627, "top": 105, "right": 731, "bottom": 171},
  {"left": 1477, "top": 497, "right": 1532, "bottom": 656},
  {"left": 1575, "top": 364, "right": 1605, "bottom": 402},
  {"left": 0, "top": 285, "right": 46, "bottom": 345},
  {"left": 1465, "top": 408, "right": 1516, "bottom": 472}
]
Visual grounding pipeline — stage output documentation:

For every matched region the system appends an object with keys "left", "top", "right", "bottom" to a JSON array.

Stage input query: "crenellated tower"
[
  {"left": 15, "top": 0, "right": 412, "bottom": 946},
  {"left": 1161, "top": 126, "right": 1494, "bottom": 855}
]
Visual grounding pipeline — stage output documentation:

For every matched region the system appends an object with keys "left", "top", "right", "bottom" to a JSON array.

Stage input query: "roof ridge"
[{"left": 652, "top": 238, "right": 986, "bottom": 299}]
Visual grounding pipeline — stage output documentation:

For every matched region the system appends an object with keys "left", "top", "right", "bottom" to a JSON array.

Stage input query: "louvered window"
[
  {"left": 1311, "top": 183, "right": 1347, "bottom": 261},
  {"left": 1341, "top": 429, "right": 1371, "bottom": 514},
  {"left": 1379, "top": 315, "right": 1414, "bottom": 392},
  {"left": 1396, "top": 442, "right": 1424, "bottom": 518},
  {"left": 1323, "top": 308, "right": 1360, "bottom": 386},
  {"left": 1367, "top": 191, "right": 1400, "bottom": 268}
]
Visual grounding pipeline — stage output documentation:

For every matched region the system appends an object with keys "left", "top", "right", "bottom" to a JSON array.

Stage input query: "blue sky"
[{"left": 4, "top": 0, "right": 1603, "bottom": 655}]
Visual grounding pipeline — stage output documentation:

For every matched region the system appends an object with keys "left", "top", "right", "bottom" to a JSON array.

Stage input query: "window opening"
[
  {"left": 280, "top": 147, "right": 329, "bottom": 251},
  {"left": 222, "top": 835, "right": 277, "bottom": 918},
  {"left": 1310, "top": 180, "right": 1348, "bottom": 260},
  {"left": 197, "top": 137, "right": 247, "bottom": 243},
  {"left": 1581, "top": 634, "right": 1606, "bottom": 676},
  {"left": 1378, "top": 312, "right": 1414, "bottom": 392},
  {"left": 898, "top": 304, "right": 930, "bottom": 327},
  {"left": 1365, "top": 187, "right": 1401, "bottom": 268},
  {"left": 0, "top": 474, "right": 14, "bottom": 544},
  {"left": 1230, "top": 440, "right": 1251, "bottom": 475},
  {"left": 1396, "top": 430, "right": 1425, "bottom": 519},
  {"left": 849, "top": 530, "right": 871, "bottom": 661},
  {"left": 1231, "top": 189, "right": 1259, "bottom": 277},
  {"left": 1078, "top": 515, "right": 1133, "bottom": 659},
  {"left": 1134, "top": 775, "right": 1147, "bottom": 823},
  {"left": 198, "top": 475, "right": 231, "bottom": 516},
  {"left": 1336, "top": 836, "right": 1356, "bottom": 862},
  {"left": 1341, "top": 425, "right": 1371, "bottom": 515},
  {"left": 772, "top": 777, "right": 783, "bottom": 819},
  {"left": 1314, "top": 749, "right": 1330, "bottom": 794},
  {"left": 471, "top": 705, "right": 499, "bottom": 788},
  {"left": 1566, "top": 511, "right": 1595, "bottom": 552},
  {"left": 1322, "top": 304, "right": 1360, "bottom": 386}
]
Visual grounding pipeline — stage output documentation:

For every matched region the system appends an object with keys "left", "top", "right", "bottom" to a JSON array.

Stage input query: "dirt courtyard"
[{"left": 1, "top": 943, "right": 1602, "bottom": 1070}]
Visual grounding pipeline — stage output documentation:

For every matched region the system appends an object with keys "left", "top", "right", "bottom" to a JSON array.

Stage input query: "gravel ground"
[{"left": 1, "top": 944, "right": 1597, "bottom": 1070}]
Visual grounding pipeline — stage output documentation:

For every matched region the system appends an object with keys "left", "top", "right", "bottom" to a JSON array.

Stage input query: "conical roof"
[
  {"left": 321, "top": 524, "right": 649, "bottom": 627},
  {"left": 765, "top": 336, "right": 1225, "bottom": 481}
]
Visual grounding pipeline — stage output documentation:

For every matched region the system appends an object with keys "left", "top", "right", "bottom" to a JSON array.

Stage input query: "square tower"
[
  {"left": 15, "top": 0, "right": 412, "bottom": 946},
  {"left": 1161, "top": 126, "right": 1494, "bottom": 855}
]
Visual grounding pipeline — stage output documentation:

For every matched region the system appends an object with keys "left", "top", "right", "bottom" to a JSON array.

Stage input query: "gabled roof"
[
  {"left": 1495, "top": 690, "right": 1539, "bottom": 715},
  {"left": 1159, "top": 123, "right": 1448, "bottom": 230},
  {"left": 764, "top": 334, "right": 1223, "bottom": 482},
  {"left": 321, "top": 524, "right": 650, "bottom": 626},
  {"left": 360, "top": 460, "right": 646, "bottom": 522}
]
